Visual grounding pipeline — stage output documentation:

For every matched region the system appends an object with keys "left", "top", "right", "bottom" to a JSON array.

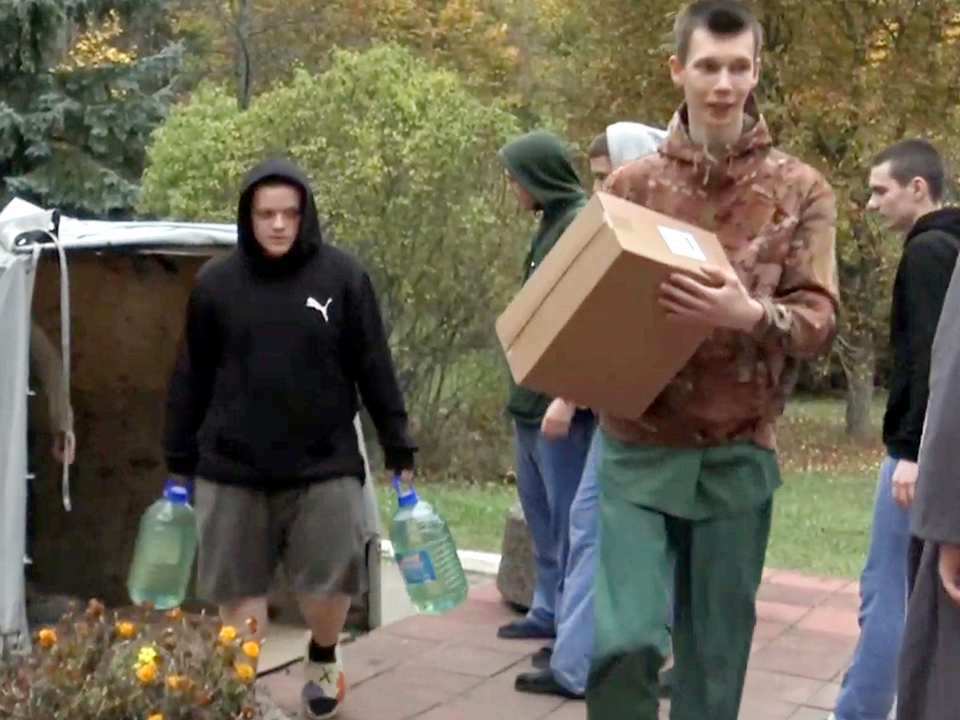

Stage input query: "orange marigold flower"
[
  {"left": 147, "top": 715, "right": 164, "bottom": 720},
  {"left": 235, "top": 662, "right": 256, "bottom": 683},
  {"left": 241, "top": 640, "right": 260, "bottom": 659},
  {"left": 218, "top": 625, "right": 238, "bottom": 644},
  {"left": 38, "top": 628, "right": 57, "bottom": 648},
  {"left": 137, "top": 662, "right": 158, "bottom": 684},
  {"left": 166, "top": 674, "right": 181, "bottom": 690},
  {"left": 116, "top": 621, "right": 137, "bottom": 639}
]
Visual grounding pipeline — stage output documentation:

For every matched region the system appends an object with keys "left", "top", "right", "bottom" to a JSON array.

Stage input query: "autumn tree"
[
  {"left": 169, "top": 0, "right": 532, "bottom": 110},
  {"left": 0, "top": 1, "right": 182, "bottom": 218},
  {"left": 754, "top": 2, "right": 960, "bottom": 438}
]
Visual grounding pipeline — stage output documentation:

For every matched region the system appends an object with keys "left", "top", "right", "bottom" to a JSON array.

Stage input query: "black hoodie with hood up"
[
  {"left": 163, "top": 158, "right": 416, "bottom": 489},
  {"left": 883, "top": 207, "right": 960, "bottom": 462}
]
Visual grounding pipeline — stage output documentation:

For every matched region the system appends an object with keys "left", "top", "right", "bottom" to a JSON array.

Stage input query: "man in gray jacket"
[{"left": 896, "top": 253, "right": 960, "bottom": 719}]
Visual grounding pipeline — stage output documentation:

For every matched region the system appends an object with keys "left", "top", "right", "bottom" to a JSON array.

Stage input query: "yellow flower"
[
  {"left": 218, "top": 625, "right": 238, "bottom": 644},
  {"left": 235, "top": 662, "right": 256, "bottom": 683},
  {"left": 116, "top": 621, "right": 137, "bottom": 639},
  {"left": 166, "top": 674, "right": 181, "bottom": 690},
  {"left": 137, "top": 662, "right": 158, "bottom": 684},
  {"left": 241, "top": 640, "right": 261, "bottom": 659},
  {"left": 38, "top": 628, "right": 58, "bottom": 648},
  {"left": 147, "top": 715, "right": 164, "bottom": 720},
  {"left": 138, "top": 645, "right": 159, "bottom": 666}
]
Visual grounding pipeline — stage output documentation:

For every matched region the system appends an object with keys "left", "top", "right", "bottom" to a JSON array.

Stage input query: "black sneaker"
[
  {"left": 532, "top": 646, "right": 552, "bottom": 670},
  {"left": 497, "top": 619, "right": 555, "bottom": 640},
  {"left": 515, "top": 669, "right": 584, "bottom": 700}
]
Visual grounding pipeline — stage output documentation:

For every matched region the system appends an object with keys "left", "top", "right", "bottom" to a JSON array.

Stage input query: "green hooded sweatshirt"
[{"left": 499, "top": 130, "right": 588, "bottom": 425}]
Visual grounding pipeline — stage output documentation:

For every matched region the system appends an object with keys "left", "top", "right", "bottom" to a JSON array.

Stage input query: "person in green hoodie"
[{"left": 496, "top": 131, "right": 597, "bottom": 642}]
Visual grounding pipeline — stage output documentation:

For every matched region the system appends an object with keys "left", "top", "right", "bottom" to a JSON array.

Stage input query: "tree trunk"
[
  {"left": 234, "top": 0, "right": 254, "bottom": 109},
  {"left": 843, "top": 339, "right": 875, "bottom": 441}
]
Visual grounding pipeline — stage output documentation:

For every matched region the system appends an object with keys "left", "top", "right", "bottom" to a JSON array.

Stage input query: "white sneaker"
[{"left": 301, "top": 634, "right": 346, "bottom": 720}]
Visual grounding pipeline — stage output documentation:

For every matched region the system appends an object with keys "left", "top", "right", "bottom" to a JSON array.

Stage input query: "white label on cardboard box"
[{"left": 658, "top": 226, "right": 707, "bottom": 261}]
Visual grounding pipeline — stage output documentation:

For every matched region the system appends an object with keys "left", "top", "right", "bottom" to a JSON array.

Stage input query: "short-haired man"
[
  {"left": 587, "top": 3, "right": 839, "bottom": 719},
  {"left": 164, "top": 158, "right": 417, "bottom": 720},
  {"left": 587, "top": 122, "right": 666, "bottom": 192},
  {"left": 828, "top": 140, "right": 960, "bottom": 720}
]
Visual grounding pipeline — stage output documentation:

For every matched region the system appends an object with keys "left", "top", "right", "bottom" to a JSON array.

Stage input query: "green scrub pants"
[{"left": 585, "top": 434, "right": 777, "bottom": 720}]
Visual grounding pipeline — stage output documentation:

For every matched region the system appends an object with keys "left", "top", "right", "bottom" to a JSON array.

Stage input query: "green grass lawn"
[{"left": 378, "top": 393, "right": 888, "bottom": 579}]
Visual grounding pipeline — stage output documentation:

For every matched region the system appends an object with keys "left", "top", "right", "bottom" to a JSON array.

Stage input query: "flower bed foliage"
[{"left": 0, "top": 599, "right": 261, "bottom": 720}]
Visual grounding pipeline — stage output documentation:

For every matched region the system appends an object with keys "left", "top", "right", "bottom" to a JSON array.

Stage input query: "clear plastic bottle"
[
  {"left": 127, "top": 479, "right": 198, "bottom": 610},
  {"left": 389, "top": 476, "right": 469, "bottom": 614}
]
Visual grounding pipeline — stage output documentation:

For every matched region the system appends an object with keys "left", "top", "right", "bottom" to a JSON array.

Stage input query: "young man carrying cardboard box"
[{"left": 586, "top": 2, "right": 839, "bottom": 719}]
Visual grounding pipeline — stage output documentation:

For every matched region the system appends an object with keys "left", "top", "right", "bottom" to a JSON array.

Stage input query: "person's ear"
[{"left": 669, "top": 55, "right": 684, "bottom": 87}]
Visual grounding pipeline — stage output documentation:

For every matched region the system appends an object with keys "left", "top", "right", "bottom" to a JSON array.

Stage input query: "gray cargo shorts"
[{"left": 193, "top": 476, "right": 368, "bottom": 605}]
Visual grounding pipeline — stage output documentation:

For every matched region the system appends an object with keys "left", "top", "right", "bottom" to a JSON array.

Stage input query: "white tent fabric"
[
  {"left": 0, "top": 251, "right": 33, "bottom": 655},
  {"left": 0, "top": 199, "right": 383, "bottom": 654}
]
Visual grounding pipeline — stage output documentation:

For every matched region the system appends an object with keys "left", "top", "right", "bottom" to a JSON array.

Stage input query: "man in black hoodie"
[
  {"left": 829, "top": 139, "right": 960, "bottom": 720},
  {"left": 163, "top": 158, "right": 417, "bottom": 720}
]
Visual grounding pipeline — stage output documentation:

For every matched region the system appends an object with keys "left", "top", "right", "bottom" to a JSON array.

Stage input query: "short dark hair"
[
  {"left": 588, "top": 132, "right": 608, "bottom": 159},
  {"left": 674, "top": 1, "right": 763, "bottom": 64},
  {"left": 873, "top": 139, "right": 946, "bottom": 202}
]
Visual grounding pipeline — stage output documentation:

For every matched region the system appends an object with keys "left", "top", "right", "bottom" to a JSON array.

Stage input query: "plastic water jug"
[
  {"left": 127, "top": 479, "right": 199, "bottom": 610},
  {"left": 389, "top": 476, "right": 468, "bottom": 614}
]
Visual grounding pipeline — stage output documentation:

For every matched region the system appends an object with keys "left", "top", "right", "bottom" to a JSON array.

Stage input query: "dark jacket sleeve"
[
  {"left": 913, "top": 255, "right": 960, "bottom": 543},
  {"left": 344, "top": 269, "right": 417, "bottom": 472},
  {"left": 163, "top": 285, "right": 221, "bottom": 476},
  {"left": 890, "top": 234, "right": 959, "bottom": 461}
]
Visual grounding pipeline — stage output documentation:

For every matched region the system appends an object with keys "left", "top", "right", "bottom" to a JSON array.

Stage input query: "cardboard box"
[{"left": 495, "top": 191, "right": 734, "bottom": 418}]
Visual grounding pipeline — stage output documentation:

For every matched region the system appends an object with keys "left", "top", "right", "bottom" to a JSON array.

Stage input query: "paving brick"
[
  {"left": 383, "top": 613, "right": 546, "bottom": 655},
  {"left": 756, "top": 600, "right": 812, "bottom": 625},
  {"left": 448, "top": 669, "right": 567, "bottom": 719},
  {"left": 408, "top": 642, "right": 530, "bottom": 677},
  {"left": 543, "top": 702, "right": 588, "bottom": 720},
  {"left": 742, "top": 669, "right": 823, "bottom": 705},
  {"left": 838, "top": 580, "right": 861, "bottom": 596},
  {"left": 822, "top": 588, "right": 862, "bottom": 612},
  {"left": 804, "top": 681, "right": 840, "bottom": 710},
  {"left": 749, "top": 628, "right": 855, "bottom": 681},
  {"left": 390, "top": 661, "right": 486, "bottom": 695},
  {"left": 258, "top": 667, "right": 304, "bottom": 716},
  {"left": 772, "top": 570, "right": 849, "bottom": 592},
  {"left": 754, "top": 619, "right": 791, "bottom": 643},
  {"left": 797, "top": 606, "right": 860, "bottom": 637},
  {"left": 787, "top": 707, "right": 833, "bottom": 720},
  {"left": 344, "top": 633, "right": 439, "bottom": 685},
  {"left": 468, "top": 583, "right": 503, "bottom": 604},
  {"left": 338, "top": 671, "right": 456, "bottom": 720},
  {"left": 736, "top": 695, "right": 803, "bottom": 720},
  {"left": 757, "top": 581, "right": 834, "bottom": 609}
]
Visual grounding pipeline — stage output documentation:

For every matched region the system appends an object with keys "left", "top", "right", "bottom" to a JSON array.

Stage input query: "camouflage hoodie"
[{"left": 601, "top": 98, "right": 839, "bottom": 450}]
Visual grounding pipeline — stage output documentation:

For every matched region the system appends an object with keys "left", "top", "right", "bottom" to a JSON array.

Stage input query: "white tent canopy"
[{"left": 0, "top": 199, "right": 381, "bottom": 655}]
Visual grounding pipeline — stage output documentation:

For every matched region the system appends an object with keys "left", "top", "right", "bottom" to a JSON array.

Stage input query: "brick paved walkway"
[{"left": 259, "top": 568, "right": 860, "bottom": 719}]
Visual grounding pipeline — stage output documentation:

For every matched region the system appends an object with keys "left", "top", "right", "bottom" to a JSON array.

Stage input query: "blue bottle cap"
[
  {"left": 164, "top": 479, "right": 191, "bottom": 504},
  {"left": 392, "top": 474, "right": 419, "bottom": 508}
]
